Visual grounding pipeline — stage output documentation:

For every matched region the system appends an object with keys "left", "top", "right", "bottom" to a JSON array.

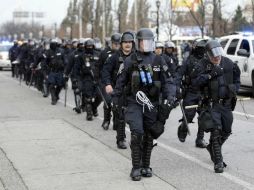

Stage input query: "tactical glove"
[{"left": 209, "top": 66, "right": 223, "bottom": 79}]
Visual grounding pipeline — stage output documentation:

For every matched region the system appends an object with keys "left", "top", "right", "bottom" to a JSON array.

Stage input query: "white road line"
[
  {"left": 233, "top": 111, "right": 254, "bottom": 118},
  {"left": 3, "top": 74, "right": 254, "bottom": 190}
]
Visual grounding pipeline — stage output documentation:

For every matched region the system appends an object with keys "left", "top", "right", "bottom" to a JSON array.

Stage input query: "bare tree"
[
  {"left": 117, "top": 0, "right": 128, "bottom": 33},
  {"left": 0, "top": 21, "right": 43, "bottom": 39},
  {"left": 128, "top": 0, "right": 150, "bottom": 30},
  {"left": 183, "top": 0, "right": 206, "bottom": 38}
]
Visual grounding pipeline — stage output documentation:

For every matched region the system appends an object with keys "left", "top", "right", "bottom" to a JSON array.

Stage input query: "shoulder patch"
[{"left": 162, "top": 64, "right": 168, "bottom": 72}]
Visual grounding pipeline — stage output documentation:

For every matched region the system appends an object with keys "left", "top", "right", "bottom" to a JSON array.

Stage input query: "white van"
[{"left": 219, "top": 33, "right": 254, "bottom": 96}]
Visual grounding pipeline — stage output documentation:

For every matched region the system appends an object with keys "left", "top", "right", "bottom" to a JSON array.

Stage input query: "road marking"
[
  {"left": 233, "top": 111, "right": 254, "bottom": 118},
  {"left": 57, "top": 99, "right": 254, "bottom": 189},
  {"left": 3, "top": 74, "right": 254, "bottom": 190}
]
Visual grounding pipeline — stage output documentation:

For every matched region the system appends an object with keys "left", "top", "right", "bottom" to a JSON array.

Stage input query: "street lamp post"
[{"left": 156, "top": 0, "right": 161, "bottom": 41}]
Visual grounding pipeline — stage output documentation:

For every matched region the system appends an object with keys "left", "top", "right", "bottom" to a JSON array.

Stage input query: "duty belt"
[{"left": 212, "top": 98, "right": 231, "bottom": 105}]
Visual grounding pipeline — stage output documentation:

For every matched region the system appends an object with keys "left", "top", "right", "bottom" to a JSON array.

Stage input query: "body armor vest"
[
  {"left": 48, "top": 50, "right": 64, "bottom": 72},
  {"left": 207, "top": 58, "right": 234, "bottom": 100},
  {"left": 128, "top": 53, "right": 162, "bottom": 101}
]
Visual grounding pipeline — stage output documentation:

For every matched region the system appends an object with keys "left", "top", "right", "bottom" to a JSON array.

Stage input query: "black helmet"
[
  {"left": 85, "top": 38, "right": 95, "bottom": 47},
  {"left": 192, "top": 39, "right": 206, "bottom": 49},
  {"left": 165, "top": 41, "right": 175, "bottom": 49},
  {"left": 192, "top": 39, "right": 207, "bottom": 59},
  {"left": 50, "top": 38, "right": 58, "bottom": 50},
  {"left": 155, "top": 41, "right": 164, "bottom": 48},
  {"left": 121, "top": 31, "right": 134, "bottom": 43},
  {"left": 136, "top": 28, "right": 154, "bottom": 40},
  {"left": 205, "top": 40, "right": 223, "bottom": 58},
  {"left": 136, "top": 28, "right": 154, "bottom": 52},
  {"left": 111, "top": 33, "right": 121, "bottom": 43},
  {"left": 78, "top": 38, "right": 86, "bottom": 46}
]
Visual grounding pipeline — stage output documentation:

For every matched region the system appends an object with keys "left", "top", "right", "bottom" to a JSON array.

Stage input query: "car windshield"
[{"left": 0, "top": 45, "right": 12, "bottom": 52}]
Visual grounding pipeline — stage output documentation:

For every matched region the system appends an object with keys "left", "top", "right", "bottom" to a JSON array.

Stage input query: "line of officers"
[{"left": 9, "top": 28, "right": 241, "bottom": 181}]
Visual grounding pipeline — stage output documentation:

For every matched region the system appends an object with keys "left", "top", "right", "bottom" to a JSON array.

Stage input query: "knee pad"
[
  {"left": 211, "top": 129, "right": 221, "bottom": 142},
  {"left": 131, "top": 133, "right": 142, "bottom": 146}
]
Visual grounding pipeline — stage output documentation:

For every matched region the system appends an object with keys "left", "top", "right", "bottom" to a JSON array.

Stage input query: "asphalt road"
[{"left": 1, "top": 71, "right": 254, "bottom": 190}]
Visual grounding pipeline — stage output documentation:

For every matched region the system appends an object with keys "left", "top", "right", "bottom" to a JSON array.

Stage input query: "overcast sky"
[{"left": 0, "top": 0, "right": 247, "bottom": 27}]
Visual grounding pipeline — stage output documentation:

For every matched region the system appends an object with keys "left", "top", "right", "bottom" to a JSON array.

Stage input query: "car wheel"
[{"left": 0, "top": 67, "right": 3, "bottom": 71}]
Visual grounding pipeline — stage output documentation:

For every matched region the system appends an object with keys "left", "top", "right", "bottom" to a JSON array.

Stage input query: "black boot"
[
  {"left": 195, "top": 127, "right": 208, "bottom": 148},
  {"left": 101, "top": 104, "right": 111, "bottom": 130},
  {"left": 43, "top": 80, "right": 49, "bottom": 97},
  {"left": 92, "top": 107, "right": 98, "bottom": 117},
  {"left": 130, "top": 133, "right": 142, "bottom": 181},
  {"left": 177, "top": 122, "right": 188, "bottom": 142},
  {"left": 116, "top": 120, "right": 127, "bottom": 149},
  {"left": 206, "top": 141, "right": 215, "bottom": 163},
  {"left": 86, "top": 103, "right": 93, "bottom": 121},
  {"left": 211, "top": 130, "right": 224, "bottom": 173},
  {"left": 141, "top": 132, "right": 153, "bottom": 177},
  {"left": 92, "top": 96, "right": 101, "bottom": 117},
  {"left": 50, "top": 85, "right": 57, "bottom": 105},
  {"left": 55, "top": 86, "right": 62, "bottom": 101}
]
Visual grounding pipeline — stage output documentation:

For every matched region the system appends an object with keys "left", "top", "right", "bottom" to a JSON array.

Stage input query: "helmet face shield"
[
  {"left": 139, "top": 39, "right": 155, "bottom": 52},
  {"left": 207, "top": 47, "right": 224, "bottom": 58}
]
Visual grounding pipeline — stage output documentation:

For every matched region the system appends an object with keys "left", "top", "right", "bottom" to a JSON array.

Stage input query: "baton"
[
  {"left": 89, "top": 68, "right": 109, "bottom": 109},
  {"left": 179, "top": 100, "right": 190, "bottom": 135},
  {"left": 64, "top": 82, "right": 68, "bottom": 107},
  {"left": 96, "top": 85, "right": 109, "bottom": 109},
  {"left": 185, "top": 105, "right": 199, "bottom": 109}
]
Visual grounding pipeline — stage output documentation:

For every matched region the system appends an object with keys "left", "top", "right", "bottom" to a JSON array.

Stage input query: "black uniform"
[
  {"left": 9, "top": 43, "right": 20, "bottom": 77},
  {"left": 44, "top": 43, "right": 66, "bottom": 105},
  {"left": 192, "top": 55, "right": 240, "bottom": 173},
  {"left": 69, "top": 48, "right": 101, "bottom": 120},
  {"left": 102, "top": 49, "right": 132, "bottom": 148},
  {"left": 114, "top": 51, "right": 176, "bottom": 180},
  {"left": 99, "top": 47, "right": 117, "bottom": 129},
  {"left": 177, "top": 53, "right": 208, "bottom": 147}
]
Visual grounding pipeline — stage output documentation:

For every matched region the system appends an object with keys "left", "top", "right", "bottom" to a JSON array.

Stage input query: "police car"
[
  {"left": 0, "top": 41, "right": 12, "bottom": 70},
  {"left": 219, "top": 32, "right": 254, "bottom": 96}
]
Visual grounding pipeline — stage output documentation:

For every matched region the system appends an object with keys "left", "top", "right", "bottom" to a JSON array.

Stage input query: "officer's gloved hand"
[
  {"left": 158, "top": 99, "right": 174, "bottom": 122},
  {"left": 112, "top": 96, "right": 119, "bottom": 107},
  {"left": 209, "top": 65, "right": 223, "bottom": 79},
  {"left": 175, "top": 87, "right": 182, "bottom": 99}
]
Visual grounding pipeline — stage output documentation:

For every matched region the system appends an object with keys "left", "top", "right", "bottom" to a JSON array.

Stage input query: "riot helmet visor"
[
  {"left": 207, "top": 47, "right": 224, "bottom": 58},
  {"left": 140, "top": 39, "right": 155, "bottom": 52}
]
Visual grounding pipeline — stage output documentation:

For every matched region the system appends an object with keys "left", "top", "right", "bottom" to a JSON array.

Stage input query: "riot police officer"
[
  {"left": 9, "top": 40, "right": 20, "bottom": 77},
  {"left": 113, "top": 28, "right": 176, "bottom": 181},
  {"left": 102, "top": 31, "right": 135, "bottom": 149},
  {"left": 99, "top": 33, "right": 121, "bottom": 130},
  {"left": 154, "top": 41, "right": 164, "bottom": 56},
  {"left": 64, "top": 38, "right": 86, "bottom": 113},
  {"left": 164, "top": 41, "right": 179, "bottom": 67},
  {"left": 191, "top": 40, "right": 240, "bottom": 173},
  {"left": 67, "top": 38, "right": 101, "bottom": 120},
  {"left": 177, "top": 39, "right": 208, "bottom": 148},
  {"left": 45, "top": 38, "right": 66, "bottom": 105}
]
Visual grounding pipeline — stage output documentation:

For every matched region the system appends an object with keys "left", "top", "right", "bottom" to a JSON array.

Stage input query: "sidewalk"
[{"left": 0, "top": 73, "right": 176, "bottom": 190}]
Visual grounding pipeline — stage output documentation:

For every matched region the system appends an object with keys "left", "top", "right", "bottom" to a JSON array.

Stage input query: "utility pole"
[
  {"left": 79, "top": 2, "right": 83, "bottom": 38},
  {"left": 102, "top": 0, "right": 106, "bottom": 45},
  {"left": 54, "top": 23, "right": 57, "bottom": 37},
  {"left": 134, "top": 0, "right": 137, "bottom": 31},
  {"left": 170, "top": 0, "right": 173, "bottom": 40},
  {"left": 156, "top": 0, "right": 161, "bottom": 41}
]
